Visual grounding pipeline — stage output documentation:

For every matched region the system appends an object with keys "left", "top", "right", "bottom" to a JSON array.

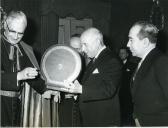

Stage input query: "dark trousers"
[
  {"left": 1, "top": 96, "right": 21, "bottom": 126},
  {"left": 59, "top": 98, "right": 81, "bottom": 127},
  {"left": 119, "top": 85, "right": 135, "bottom": 126}
]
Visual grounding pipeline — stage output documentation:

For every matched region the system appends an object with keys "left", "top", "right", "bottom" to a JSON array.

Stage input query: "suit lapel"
[
  {"left": 132, "top": 48, "right": 161, "bottom": 95},
  {"left": 82, "top": 58, "right": 96, "bottom": 82},
  {"left": 82, "top": 48, "right": 111, "bottom": 83}
]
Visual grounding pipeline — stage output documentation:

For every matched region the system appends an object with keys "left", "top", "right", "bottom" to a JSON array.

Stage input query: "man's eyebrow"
[{"left": 9, "top": 30, "right": 24, "bottom": 34}]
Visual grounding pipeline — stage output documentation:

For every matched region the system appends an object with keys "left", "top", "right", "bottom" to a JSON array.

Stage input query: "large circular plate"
[{"left": 41, "top": 44, "right": 81, "bottom": 92}]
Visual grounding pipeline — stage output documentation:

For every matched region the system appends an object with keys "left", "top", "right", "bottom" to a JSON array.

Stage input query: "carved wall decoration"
[{"left": 149, "top": 0, "right": 164, "bottom": 30}]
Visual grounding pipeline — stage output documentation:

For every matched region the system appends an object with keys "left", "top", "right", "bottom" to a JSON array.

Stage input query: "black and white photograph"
[{"left": 1, "top": 0, "right": 168, "bottom": 127}]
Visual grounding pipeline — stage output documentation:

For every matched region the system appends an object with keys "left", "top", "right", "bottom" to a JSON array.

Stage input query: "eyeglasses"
[{"left": 5, "top": 21, "right": 24, "bottom": 37}]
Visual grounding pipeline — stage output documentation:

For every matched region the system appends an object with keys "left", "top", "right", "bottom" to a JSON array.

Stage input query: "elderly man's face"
[
  {"left": 127, "top": 25, "right": 144, "bottom": 58},
  {"left": 81, "top": 33, "right": 99, "bottom": 59},
  {"left": 4, "top": 19, "right": 26, "bottom": 45}
]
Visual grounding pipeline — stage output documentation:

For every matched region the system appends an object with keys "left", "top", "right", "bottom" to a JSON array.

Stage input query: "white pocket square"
[{"left": 92, "top": 68, "right": 99, "bottom": 74}]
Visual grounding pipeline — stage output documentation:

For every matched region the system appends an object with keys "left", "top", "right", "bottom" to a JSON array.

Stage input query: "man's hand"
[
  {"left": 42, "top": 90, "right": 53, "bottom": 99},
  {"left": 65, "top": 93, "right": 78, "bottom": 100},
  {"left": 42, "top": 90, "right": 60, "bottom": 102},
  {"left": 17, "top": 67, "right": 38, "bottom": 81},
  {"left": 64, "top": 80, "right": 82, "bottom": 94}
]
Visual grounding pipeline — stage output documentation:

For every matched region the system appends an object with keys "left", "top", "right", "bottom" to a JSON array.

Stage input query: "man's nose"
[
  {"left": 14, "top": 33, "right": 19, "bottom": 39},
  {"left": 81, "top": 45, "right": 85, "bottom": 52},
  {"left": 127, "top": 41, "right": 130, "bottom": 47}
]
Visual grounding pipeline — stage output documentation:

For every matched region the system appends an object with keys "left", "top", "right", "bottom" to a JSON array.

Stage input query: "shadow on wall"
[
  {"left": 157, "top": 29, "right": 168, "bottom": 54},
  {"left": 22, "top": 18, "right": 41, "bottom": 63},
  {"left": 34, "top": 50, "right": 42, "bottom": 64},
  {"left": 103, "top": 35, "right": 115, "bottom": 51},
  {"left": 23, "top": 18, "right": 38, "bottom": 46}
]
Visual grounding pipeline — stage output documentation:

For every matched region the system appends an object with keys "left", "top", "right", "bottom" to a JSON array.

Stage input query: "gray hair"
[
  {"left": 86, "top": 27, "right": 104, "bottom": 46},
  {"left": 6, "top": 11, "right": 27, "bottom": 27},
  {"left": 133, "top": 21, "right": 159, "bottom": 43}
]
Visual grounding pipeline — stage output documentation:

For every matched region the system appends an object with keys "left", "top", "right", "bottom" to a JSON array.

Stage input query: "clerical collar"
[{"left": 94, "top": 45, "right": 106, "bottom": 59}]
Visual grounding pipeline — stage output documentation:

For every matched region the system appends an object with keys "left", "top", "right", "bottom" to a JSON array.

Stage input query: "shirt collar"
[
  {"left": 141, "top": 46, "right": 155, "bottom": 62},
  {"left": 94, "top": 45, "right": 106, "bottom": 59},
  {"left": 137, "top": 46, "right": 155, "bottom": 70},
  {"left": 123, "top": 59, "right": 127, "bottom": 64}
]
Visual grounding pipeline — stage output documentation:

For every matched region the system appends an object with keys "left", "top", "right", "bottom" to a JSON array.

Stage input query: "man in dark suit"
[
  {"left": 118, "top": 47, "right": 137, "bottom": 126},
  {"left": 127, "top": 21, "right": 168, "bottom": 126},
  {"left": 59, "top": 35, "right": 83, "bottom": 127},
  {"left": 1, "top": 11, "right": 46, "bottom": 126},
  {"left": 70, "top": 28, "right": 122, "bottom": 126}
]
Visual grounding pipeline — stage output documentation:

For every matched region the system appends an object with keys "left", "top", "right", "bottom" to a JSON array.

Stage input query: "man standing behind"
[
  {"left": 118, "top": 47, "right": 137, "bottom": 126},
  {"left": 70, "top": 35, "right": 90, "bottom": 66},
  {"left": 59, "top": 35, "right": 83, "bottom": 127},
  {"left": 127, "top": 21, "right": 168, "bottom": 126},
  {"left": 71, "top": 28, "right": 122, "bottom": 126},
  {"left": 1, "top": 11, "right": 46, "bottom": 126},
  {"left": 70, "top": 35, "right": 82, "bottom": 53}
]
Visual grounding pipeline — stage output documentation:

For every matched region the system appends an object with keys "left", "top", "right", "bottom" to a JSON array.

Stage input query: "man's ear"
[
  {"left": 3, "top": 20, "right": 7, "bottom": 30},
  {"left": 143, "top": 38, "right": 150, "bottom": 47},
  {"left": 96, "top": 37, "right": 102, "bottom": 47}
]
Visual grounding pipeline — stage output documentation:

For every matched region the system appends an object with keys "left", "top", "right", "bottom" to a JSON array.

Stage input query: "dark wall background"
[{"left": 2, "top": 0, "right": 168, "bottom": 60}]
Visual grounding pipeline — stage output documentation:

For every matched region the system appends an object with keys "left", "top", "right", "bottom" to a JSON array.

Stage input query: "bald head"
[
  {"left": 80, "top": 27, "right": 104, "bottom": 58},
  {"left": 81, "top": 28, "right": 103, "bottom": 45},
  {"left": 70, "top": 37, "right": 82, "bottom": 53},
  {"left": 6, "top": 11, "right": 27, "bottom": 28}
]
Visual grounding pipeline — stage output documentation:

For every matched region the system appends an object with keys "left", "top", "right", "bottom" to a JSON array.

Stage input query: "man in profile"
[
  {"left": 127, "top": 21, "right": 168, "bottom": 126},
  {"left": 71, "top": 28, "right": 122, "bottom": 126}
]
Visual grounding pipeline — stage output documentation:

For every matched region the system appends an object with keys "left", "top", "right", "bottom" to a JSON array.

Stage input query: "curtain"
[{"left": 21, "top": 84, "right": 60, "bottom": 127}]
